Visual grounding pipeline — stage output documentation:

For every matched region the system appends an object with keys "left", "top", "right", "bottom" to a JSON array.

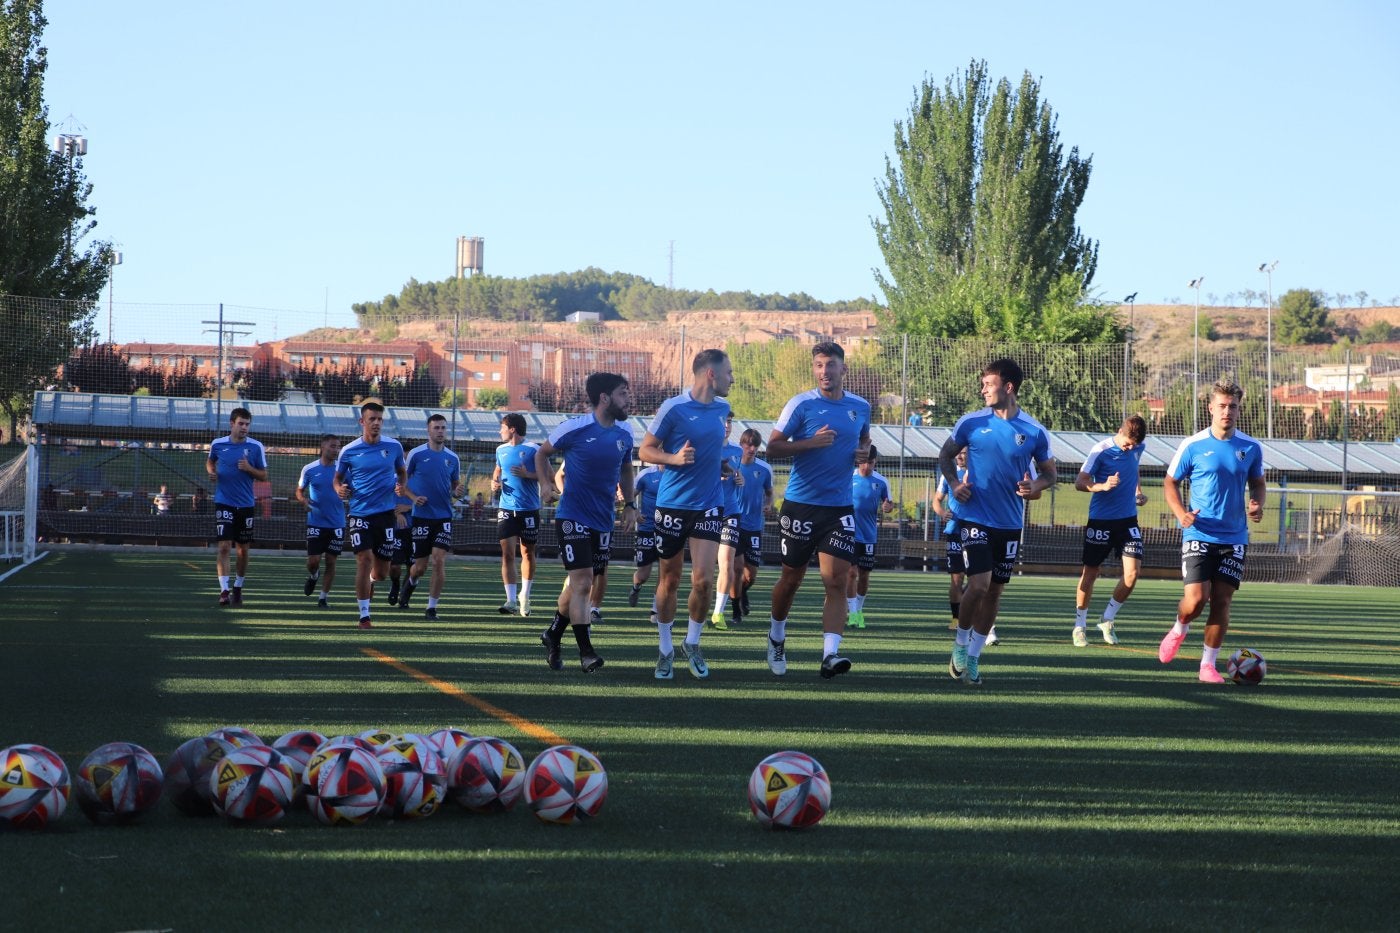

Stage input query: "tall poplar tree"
[{"left": 874, "top": 60, "right": 1106, "bottom": 341}]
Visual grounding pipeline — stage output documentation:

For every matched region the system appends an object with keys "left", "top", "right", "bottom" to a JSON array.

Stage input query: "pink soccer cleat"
[
  {"left": 1159, "top": 628, "right": 1188, "bottom": 664},
  {"left": 1198, "top": 664, "right": 1225, "bottom": 684}
]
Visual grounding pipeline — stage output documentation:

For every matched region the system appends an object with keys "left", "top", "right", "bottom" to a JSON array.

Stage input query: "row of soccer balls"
[{"left": 0, "top": 726, "right": 832, "bottom": 832}]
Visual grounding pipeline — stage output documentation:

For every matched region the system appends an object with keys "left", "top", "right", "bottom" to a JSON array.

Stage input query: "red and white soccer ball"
[
  {"left": 208, "top": 726, "right": 264, "bottom": 749},
  {"left": 74, "top": 741, "right": 164, "bottom": 825},
  {"left": 1227, "top": 648, "right": 1268, "bottom": 686},
  {"left": 748, "top": 750, "right": 831, "bottom": 829},
  {"left": 427, "top": 727, "right": 474, "bottom": 767},
  {"left": 0, "top": 743, "right": 71, "bottom": 830},
  {"left": 210, "top": 745, "right": 297, "bottom": 825},
  {"left": 164, "top": 735, "right": 237, "bottom": 816},
  {"left": 356, "top": 728, "right": 396, "bottom": 748},
  {"left": 523, "top": 744, "right": 607, "bottom": 824},
  {"left": 272, "top": 729, "right": 328, "bottom": 759},
  {"left": 376, "top": 736, "right": 447, "bottom": 820},
  {"left": 446, "top": 737, "right": 526, "bottom": 813},
  {"left": 304, "top": 741, "right": 386, "bottom": 825}
]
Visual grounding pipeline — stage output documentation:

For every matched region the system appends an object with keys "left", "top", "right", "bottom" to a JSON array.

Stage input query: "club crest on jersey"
[
  {"left": 1236, "top": 449, "right": 1248, "bottom": 461},
  {"left": 848, "top": 410, "right": 858, "bottom": 422},
  {"left": 617, "top": 439, "right": 626, "bottom": 452},
  {"left": 1014, "top": 433, "right": 1027, "bottom": 446}
]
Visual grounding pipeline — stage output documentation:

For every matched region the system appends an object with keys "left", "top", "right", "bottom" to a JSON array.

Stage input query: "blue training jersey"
[
  {"left": 851, "top": 469, "right": 891, "bottom": 545},
  {"left": 1167, "top": 428, "right": 1264, "bottom": 545},
  {"left": 496, "top": 441, "right": 541, "bottom": 511},
  {"left": 950, "top": 407, "right": 1054, "bottom": 531},
  {"left": 208, "top": 435, "right": 267, "bottom": 509},
  {"left": 549, "top": 414, "right": 633, "bottom": 532},
  {"left": 773, "top": 389, "right": 872, "bottom": 507},
  {"left": 633, "top": 465, "right": 663, "bottom": 532},
  {"left": 647, "top": 389, "right": 730, "bottom": 511},
  {"left": 719, "top": 442, "right": 743, "bottom": 517},
  {"left": 405, "top": 444, "right": 461, "bottom": 520},
  {"left": 936, "top": 468, "right": 967, "bottom": 535},
  {"left": 335, "top": 437, "right": 406, "bottom": 517},
  {"left": 737, "top": 458, "right": 773, "bottom": 530},
  {"left": 1082, "top": 436, "right": 1145, "bottom": 521},
  {"left": 298, "top": 459, "right": 345, "bottom": 530}
]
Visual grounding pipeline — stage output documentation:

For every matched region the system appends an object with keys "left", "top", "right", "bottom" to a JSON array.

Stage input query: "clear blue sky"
[{"left": 40, "top": 0, "right": 1400, "bottom": 344}]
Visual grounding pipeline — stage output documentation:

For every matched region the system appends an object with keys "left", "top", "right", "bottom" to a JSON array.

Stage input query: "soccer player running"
[
  {"left": 933, "top": 449, "right": 969, "bottom": 633},
  {"left": 710, "top": 413, "right": 746, "bottom": 629},
  {"left": 846, "top": 445, "right": 894, "bottom": 630},
  {"left": 1158, "top": 381, "right": 1265, "bottom": 683},
  {"left": 491, "top": 413, "right": 540, "bottom": 617},
  {"left": 733, "top": 428, "right": 774, "bottom": 622},
  {"left": 1073, "top": 414, "right": 1149, "bottom": 647},
  {"left": 639, "top": 349, "right": 735, "bottom": 681},
  {"left": 766, "top": 341, "right": 872, "bottom": 679},
  {"left": 207, "top": 407, "right": 268, "bottom": 606},
  {"left": 399, "top": 414, "right": 464, "bottom": 621},
  {"left": 334, "top": 401, "right": 408, "bottom": 630},
  {"left": 627, "top": 461, "right": 665, "bottom": 623},
  {"left": 535, "top": 372, "right": 637, "bottom": 673},
  {"left": 296, "top": 434, "right": 344, "bottom": 608},
  {"left": 939, "top": 359, "right": 1056, "bottom": 687}
]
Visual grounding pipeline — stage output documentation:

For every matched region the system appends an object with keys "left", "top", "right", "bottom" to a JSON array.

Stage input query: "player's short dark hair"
[
  {"left": 811, "top": 341, "right": 845, "bottom": 361},
  {"left": 319, "top": 433, "right": 338, "bottom": 443},
  {"left": 427, "top": 413, "right": 447, "bottom": 425},
  {"left": 586, "top": 372, "right": 629, "bottom": 406},
  {"left": 501, "top": 413, "right": 527, "bottom": 437},
  {"left": 739, "top": 428, "right": 763, "bottom": 447},
  {"left": 864, "top": 444, "right": 879, "bottom": 464},
  {"left": 229, "top": 407, "right": 252, "bottom": 423},
  {"left": 983, "top": 358, "right": 1024, "bottom": 393},
  {"left": 1122, "top": 414, "right": 1148, "bottom": 443},
  {"left": 360, "top": 399, "right": 385, "bottom": 415},
  {"left": 1212, "top": 380, "right": 1243, "bottom": 402},
  {"left": 692, "top": 348, "right": 728, "bottom": 374}
]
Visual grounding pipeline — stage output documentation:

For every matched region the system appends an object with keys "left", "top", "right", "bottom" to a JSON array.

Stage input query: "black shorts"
[
  {"left": 557, "top": 518, "right": 611, "bottom": 574},
  {"left": 854, "top": 541, "right": 877, "bottom": 571},
  {"left": 1082, "top": 517, "right": 1144, "bottom": 567},
  {"left": 412, "top": 518, "right": 454, "bottom": 559},
  {"left": 306, "top": 525, "right": 344, "bottom": 557},
  {"left": 739, "top": 528, "right": 764, "bottom": 567},
  {"left": 719, "top": 515, "right": 741, "bottom": 549},
  {"left": 633, "top": 530, "right": 659, "bottom": 568},
  {"left": 215, "top": 505, "right": 254, "bottom": 544},
  {"left": 778, "top": 501, "right": 855, "bottom": 568},
  {"left": 945, "top": 536, "right": 964, "bottom": 575},
  {"left": 1181, "top": 541, "right": 1247, "bottom": 588},
  {"left": 959, "top": 522, "right": 1021, "bottom": 584},
  {"left": 349, "top": 511, "right": 398, "bottom": 559},
  {"left": 654, "top": 506, "right": 724, "bottom": 560},
  {"left": 497, "top": 509, "right": 540, "bottom": 545}
]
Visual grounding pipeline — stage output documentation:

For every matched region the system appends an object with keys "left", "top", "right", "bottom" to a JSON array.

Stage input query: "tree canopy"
[
  {"left": 1276, "top": 288, "right": 1334, "bottom": 345},
  {"left": 1, "top": 0, "right": 110, "bottom": 435},
  {"left": 873, "top": 60, "right": 1106, "bottom": 342}
]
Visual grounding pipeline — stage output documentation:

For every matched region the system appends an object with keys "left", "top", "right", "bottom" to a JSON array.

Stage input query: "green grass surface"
[{"left": 2, "top": 552, "right": 1399, "bottom": 930}]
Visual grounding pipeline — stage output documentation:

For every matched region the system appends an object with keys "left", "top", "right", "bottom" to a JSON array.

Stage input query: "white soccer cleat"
[
  {"left": 1097, "top": 620, "right": 1118, "bottom": 645},
  {"left": 766, "top": 638, "right": 787, "bottom": 676},
  {"left": 1072, "top": 626, "right": 1089, "bottom": 648}
]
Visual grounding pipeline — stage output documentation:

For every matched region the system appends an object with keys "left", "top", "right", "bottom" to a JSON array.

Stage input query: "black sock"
[
  {"left": 950, "top": 602, "right": 960, "bottom": 619},
  {"left": 572, "top": 623, "right": 594, "bottom": 654},
  {"left": 546, "top": 611, "right": 569, "bottom": 641}
]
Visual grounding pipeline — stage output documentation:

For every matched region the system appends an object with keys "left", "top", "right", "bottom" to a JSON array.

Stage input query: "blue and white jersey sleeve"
[
  {"left": 719, "top": 442, "right": 744, "bottom": 516},
  {"left": 406, "top": 445, "right": 460, "bottom": 520},
  {"left": 299, "top": 460, "right": 345, "bottom": 529},
  {"left": 208, "top": 436, "right": 267, "bottom": 509},
  {"left": 648, "top": 390, "right": 730, "bottom": 511},
  {"left": 851, "top": 470, "right": 891, "bottom": 544},
  {"left": 774, "top": 389, "right": 871, "bottom": 507},
  {"left": 951, "top": 409, "right": 1052, "bottom": 530},
  {"left": 1083, "top": 437, "right": 1144, "bottom": 521},
  {"left": 336, "top": 438, "right": 405, "bottom": 517},
  {"left": 496, "top": 442, "right": 541, "bottom": 512}
]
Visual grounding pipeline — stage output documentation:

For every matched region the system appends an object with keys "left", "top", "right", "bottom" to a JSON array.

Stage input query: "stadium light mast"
[
  {"left": 1189, "top": 277, "right": 1205, "bottom": 432},
  {"left": 1121, "top": 292, "right": 1138, "bottom": 420},
  {"left": 106, "top": 245, "right": 123, "bottom": 345},
  {"left": 1260, "top": 261, "right": 1279, "bottom": 437},
  {"left": 51, "top": 125, "right": 88, "bottom": 259}
]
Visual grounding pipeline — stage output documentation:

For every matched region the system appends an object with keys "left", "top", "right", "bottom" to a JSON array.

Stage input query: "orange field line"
[{"left": 361, "top": 647, "right": 568, "bottom": 745}]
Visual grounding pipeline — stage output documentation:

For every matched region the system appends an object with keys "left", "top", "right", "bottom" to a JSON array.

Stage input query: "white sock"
[
  {"left": 505, "top": 583, "right": 518, "bottom": 602},
  {"left": 714, "top": 593, "right": 729, "bottom": 614},
  {"left": 823, "top": 632, "right": 841, "bottom": 657},
  {"left": 1201, "top": 645, "right": 1219, "bottom": 667},
  {"left": 219, "top": 575, "right": 229, "bottom": 591},
  {"left": 357, "top": 598, "right": 370, "bottom": 615},
  {"left": 521, "top": 579, "right": 534, "bottom": 598},
  {"left": 955, "top": 626, "right": 971, "bottom": 647},
  {"left": 427, "top": 596, "right": 439, "bottom": 609},
  {"left": 1104, "top": 598, "right": 1123, "bottom": 621},
  {"left": 1075, "top": 607, "right": 1088, "bottom": 627},
  {"left": 769, "top": 617, "right": 787, "bottom": 642},
  {"left": 857, "top": 594, "right": 867, "bottom": 610},
  {"left": 968, "top": 629, "right": 989, "bottom": 658},
  {"left": 847, "top": 597, "right": 860, "bottom": 613},
  {"left": 658, "top": 621, "right": 674, "bottom": 654},
  {"left": 1172, "top": 619, "right": 1190, "bottom": 636},
  {"left": 234, "top": 576, "right": 245, "bottom": 588},
  {"left": 686, "top": 619, "right": 704, "bottom": 643}
]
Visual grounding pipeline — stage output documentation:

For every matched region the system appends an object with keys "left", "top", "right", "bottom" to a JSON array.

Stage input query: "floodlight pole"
[
  {"left": 1260, "top": 261, "right": 1278, "bottom": 437},
  {"left": 1121, "top": 292, "right": 1137, "bottom": 420},
  {"left": 1189, "top": 277, "right": 1205, "bottom": 431}
]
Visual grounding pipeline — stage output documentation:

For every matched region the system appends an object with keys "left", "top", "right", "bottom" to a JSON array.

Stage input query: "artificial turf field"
[{"left": 2, "top": 551, "right": 1399, "bottom": 931}]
